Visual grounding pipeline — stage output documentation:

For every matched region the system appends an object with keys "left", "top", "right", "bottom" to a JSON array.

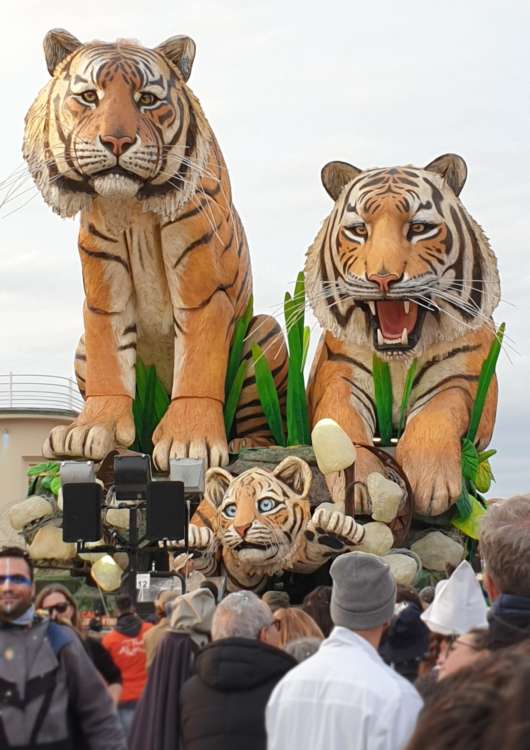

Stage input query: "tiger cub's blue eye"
[
  {"left": 223, "top": 503, "right": 237, "bottom": 518},
  {"left": 258, "top": 498, "right": 277, "bottom": 513}
]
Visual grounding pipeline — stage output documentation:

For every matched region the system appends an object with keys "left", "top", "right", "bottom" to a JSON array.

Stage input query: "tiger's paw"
[
  {"left": 310, "top": 505, "right": 364, "bottom": 547},
  {"left": 43, "top": 396, "right": 134, "bottom": 460},
  {"left": 152, "top": 397, "right": 229, "bottom": 471},
  {"left": 324, "top": 447, "right": 385, "bottom": 515},
  {"left": 396, "top": 433, "right": 461, "bottom": 516},
  {"left": 187, "top": 524, "right": 215, "bottom": 550}
]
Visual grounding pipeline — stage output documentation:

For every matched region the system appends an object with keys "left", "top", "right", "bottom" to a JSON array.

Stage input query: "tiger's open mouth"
[{"left": 363, "top": 299, "right": 430, "bottom": 353}]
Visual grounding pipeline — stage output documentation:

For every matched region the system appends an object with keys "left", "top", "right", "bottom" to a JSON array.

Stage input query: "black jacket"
[
  {"left": 180, "top": 637, "right": 296, "bottom": 750},
  {"left": 0, "top": 618, "right": 125, "bottom": 750},
  {"left": 488, "top": 593, "right": 530, "bottom": 649}
]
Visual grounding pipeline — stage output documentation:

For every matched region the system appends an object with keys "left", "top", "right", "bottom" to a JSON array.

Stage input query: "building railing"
[{"left": 0, "top": 373, "right": 84, "bottom": 414}]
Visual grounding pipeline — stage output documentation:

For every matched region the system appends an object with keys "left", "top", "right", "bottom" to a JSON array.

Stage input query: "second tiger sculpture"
[
  {"left": 24, "top": 29, "right": 286, "bottom": 468},
  {"left": 306, "top": 155, "right": 500, "bottom": 516}
]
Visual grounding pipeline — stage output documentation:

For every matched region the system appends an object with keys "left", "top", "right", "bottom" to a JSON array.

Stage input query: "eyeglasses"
[
  {"left": 45, "top": 602, "right": 70, "bottom": 615},
  {"left": 0, "top": 574, "right": 32, "bottom": 587}
]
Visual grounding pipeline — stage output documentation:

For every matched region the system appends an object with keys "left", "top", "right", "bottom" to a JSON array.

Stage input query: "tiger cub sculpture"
[
  {"left": 184, "top": 456, "right": 378, "bottom": 592},
  {"left": 306, "top": 155, "right": 500, "bottom": 516},
  {"left": 24, "top": 29, "right": 286, "bottom": 469}
]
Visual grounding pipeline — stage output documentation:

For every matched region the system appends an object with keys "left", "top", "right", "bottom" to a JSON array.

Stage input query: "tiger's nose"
[
  {"left": 100, "top": 134, "right": 134, "bottom": 157},
  {"left": 234, "top": 523, "right": 251, "bottom": 539},
  {"left": 368, "top": 272, "right": 401, "bottom": 294}
]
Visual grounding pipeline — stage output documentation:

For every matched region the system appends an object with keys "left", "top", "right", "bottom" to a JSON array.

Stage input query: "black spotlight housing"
[
  {"left": 146, "top": 480, "right": 187, "bottom": 541},
  {"left": 114, "top": 454, "right": 152, "bottom": 501},
  {"left": 62, "top": 482, "right": 102, "bottom": 542}
]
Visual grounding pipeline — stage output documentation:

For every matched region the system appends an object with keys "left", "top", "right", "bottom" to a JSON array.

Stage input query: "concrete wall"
[{"left": 0, "top": 411, "right": 75, "bottom": 545}]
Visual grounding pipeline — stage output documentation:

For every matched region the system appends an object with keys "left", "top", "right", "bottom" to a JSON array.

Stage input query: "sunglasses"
[
  {"left": 0, "top": 574, "right": 32, "bottom": 587},
  {"left": 45, "top": 602, "right": 70, "bottom": 615}
]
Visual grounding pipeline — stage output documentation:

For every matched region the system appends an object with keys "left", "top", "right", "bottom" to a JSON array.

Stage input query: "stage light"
[
  {"left": 62, "top": 482, "right": 102, "bottom": 542},
  {"left": 146, "top": 480, "right": 187, "bottom": 541},
  {"left": 169, "top": 458, "right": 205, "bottom": 494},
  {"left": 114, "top": 454, "right": 151, "bottom": 501},
  {"left": 60, "top": 460, "right": 96, "bottom": 484}
]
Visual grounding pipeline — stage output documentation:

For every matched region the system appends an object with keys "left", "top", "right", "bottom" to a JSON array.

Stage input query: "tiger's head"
[
  {"left": 204, "top": 457, "right": 312, "bottom": 575},
  {"left": 305, "top": 155, "right": 501, "bottom": 359},
  {"left": 24, "top": 29, "right": 210, "bottom": 220}
]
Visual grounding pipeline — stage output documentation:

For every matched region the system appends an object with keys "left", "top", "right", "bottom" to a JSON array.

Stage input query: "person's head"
[
  {"left": 330, "top": 552, "right": 396, "bottom": 647},
  {"left": 406, "top": 649, "right": 529, "bottom": 750},
  {"left": 302, "top": 586, "right": 333, "bottom": 637},
  {"left": 0, "top": 546, "right": 34, "bottom": 622},
  {"left": 436, "top": 628, "right": 490, "bottom": 680},
  {"left": 35, "top": 584, "right": 79, "bottom": 628},
  {"left": 480, "top": 495, "right": 530, "bottom": 601},
  {"left": 262, "top": 590, "right": 290, "bottom": 613},
  {"left": 285, "top": 637, "right": 322, "bottom": 663},
  {"left": 116, "top": 593, "right": 134, "bottom": 616},
  {"left": 270, "top": 607, "right": 324, "bottom": 649},
  {"left": 211, "top": 591, "right": 273, "bottom": 642},
  {"left": 419, "top": 586, "right": 435, "bottom": 609},
  {"left": 379, "top": 603, "right": 430, "bottom": 681}
]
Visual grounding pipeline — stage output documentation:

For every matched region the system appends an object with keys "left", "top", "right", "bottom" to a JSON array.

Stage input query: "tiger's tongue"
[{"left": 375, "top": 301, "right": 418, "bottom": 339}]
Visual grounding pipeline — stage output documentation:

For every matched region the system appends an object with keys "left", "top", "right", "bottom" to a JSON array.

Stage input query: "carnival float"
[{"left": 8, "top": 29, "right": 504, "bottom": 600}]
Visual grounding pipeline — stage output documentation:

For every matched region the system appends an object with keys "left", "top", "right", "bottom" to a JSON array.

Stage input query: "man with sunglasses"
[{"left": 0, "top": 546, "right": 126, "bottom": 750}]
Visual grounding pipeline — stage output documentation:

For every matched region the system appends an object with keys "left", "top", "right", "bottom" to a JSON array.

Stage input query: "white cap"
[{"left": 421, "top": 560, "right": 488, "bottom": 635}]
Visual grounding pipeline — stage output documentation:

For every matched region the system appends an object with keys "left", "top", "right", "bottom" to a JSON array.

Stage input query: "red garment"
[{"left": 103, "top": 621, "right": 153, "bottom": 703}]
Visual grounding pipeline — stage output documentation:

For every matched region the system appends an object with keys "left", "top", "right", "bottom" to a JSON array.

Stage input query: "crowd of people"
[{"left": 1, "top": 493, "right": 530, "bottom": 749}]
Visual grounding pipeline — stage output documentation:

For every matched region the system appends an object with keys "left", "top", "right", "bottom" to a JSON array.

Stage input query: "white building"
[{"left": 0, "top": 373, "right": 82, "bottom": 545}]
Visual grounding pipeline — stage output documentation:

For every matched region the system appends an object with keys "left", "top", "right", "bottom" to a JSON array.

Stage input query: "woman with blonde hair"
[
  {"left": 36, "top": 584, "right": 122, "bottom": 703},
  {"left": 271, "top": 608, "right": 324, "bottom": 650}
]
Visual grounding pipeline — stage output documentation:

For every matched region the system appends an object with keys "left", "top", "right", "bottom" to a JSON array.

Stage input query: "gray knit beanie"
[{"left": 330, "top": 552, "right": 396, "bottom": 630}]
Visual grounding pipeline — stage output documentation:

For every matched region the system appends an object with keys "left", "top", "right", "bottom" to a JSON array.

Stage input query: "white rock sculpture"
[
  {"left": 9, "top": 495, "right": 54, "bottom": 532},
  {"left": 367, "top": 473, "right": 404, "bottom": 523},
  {"left": 311, "top": 418, "right": 356, "bottom": 475},
  {"left": 411, "top": 531, "right": 465, "bottom": 572},
  {"left": 91, "top": 554, "right": 122, "bottom": 591},
  {"left": 28, "top": 526, "right": 76, "bottom": 560},
  {"left": 384, "top": 551, "right": 419, "bottom": 585},
  {"left": 106, "top": 508, "right": 130, "bottom": 529},
  {"left": 355, "top": 522, "right": 394, "bottom": 556}
]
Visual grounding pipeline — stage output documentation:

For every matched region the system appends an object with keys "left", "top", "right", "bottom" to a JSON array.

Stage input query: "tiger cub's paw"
[
  {"left": 310, "top": 505, "right": 364, "bottom": 548},
  {"left": 187, "top": 524, "right": 215, "bottom": 550}
]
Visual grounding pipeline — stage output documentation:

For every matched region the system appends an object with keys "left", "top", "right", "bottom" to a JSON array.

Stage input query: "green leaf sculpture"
[
  {"left": 131, "top": 359, "right": 170, "bottom": 454},
  {"left": 372, "top": 356, "right": 393, "bottom": 446},
  {"left": 252, "top": 343, "right": 286, "bottom": 446}
]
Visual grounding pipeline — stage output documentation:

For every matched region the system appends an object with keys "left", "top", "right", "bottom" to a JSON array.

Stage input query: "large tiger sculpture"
[
  {"left": 24, "top": 29, "right": 286, "bottom": 468},
  {"left": 305, "top": 155, "right": 500, "bottom": 516},
  {"left": 183, "top": 456, "right": 382, "bottom": 592}
]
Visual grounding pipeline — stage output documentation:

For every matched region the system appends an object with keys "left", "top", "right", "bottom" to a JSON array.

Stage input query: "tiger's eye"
[
  {"left": 80, "top": 90, "right": 98, "bottom": 104},
  {"left": 223, "top": 504, "right": 237, "bottom": 518},
  {"left": 410, "top": 223, "right": 425, "bottom": 233},
  {"left": 139, "top": 92, "right": 157, "bottom": 106},
  {"left": 258, "top": 498, "right": 276, "bottom": 513}
]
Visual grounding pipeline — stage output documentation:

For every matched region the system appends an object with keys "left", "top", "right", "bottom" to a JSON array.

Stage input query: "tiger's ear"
[
  {"left": 204, "top": 467, "right": 233, "bottom": 509},
  {"left": 44, "top": 29, "right": 82, "bottom": 76},
  {"left": 155, "top": 36, "right": 196, "bottom": 82},
  {"left": 321, "top": 161, "right": 363, "bottom": 201},
  {"left": 272, "top": 457, "right": 312, "bottom": 498},
  {"left": 424, "top": 154, "right": 468, "bottom": 196}
]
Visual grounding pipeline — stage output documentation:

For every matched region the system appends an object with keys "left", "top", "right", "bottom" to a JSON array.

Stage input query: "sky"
[{"left": 0, "top": 0, "right": 528, "bottom": 497}]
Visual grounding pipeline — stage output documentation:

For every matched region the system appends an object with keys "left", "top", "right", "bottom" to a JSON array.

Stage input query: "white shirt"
[{"left": 266, "top": 626, "right": 423, "bottom": 750}]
